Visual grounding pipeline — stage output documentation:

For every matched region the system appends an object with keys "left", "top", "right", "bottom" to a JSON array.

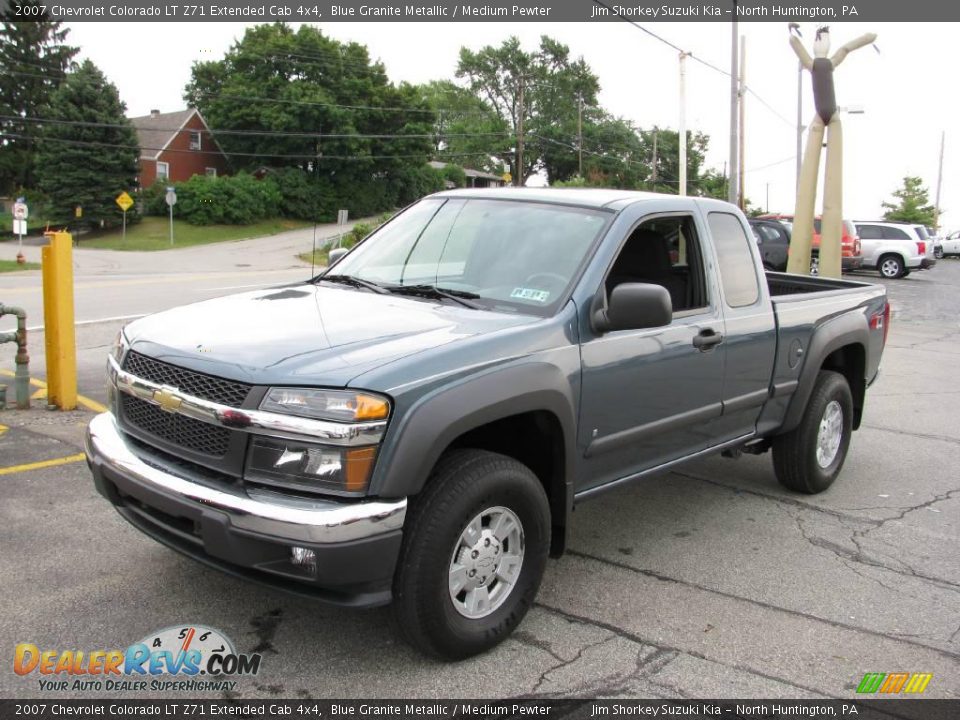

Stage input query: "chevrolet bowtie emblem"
[{"left": 153, "top": 387, "right": 183, "bottom": 413}]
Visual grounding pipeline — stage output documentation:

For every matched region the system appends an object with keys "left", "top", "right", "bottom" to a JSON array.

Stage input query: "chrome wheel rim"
[
  {"left": 816, "top": 400, "right": 844, "bottom": 468},
  {"left": 809, "top": 257, "right": 819, "bottom": 276},
  {"left": 448, "top": 506, "right": 524, "bottom": 619},
  {"left": 880, "top": 259, "right": 900, "bottom": 278}
]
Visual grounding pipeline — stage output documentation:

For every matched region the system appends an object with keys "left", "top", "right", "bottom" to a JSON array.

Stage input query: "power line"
[
  {"left": 589, "top": 0, "right": 794, "bottom": 130},
  {"left": 0, "top": 114, "right": 513, "bottom": 140},
  {"left": 0, "top": 131, "right": 511, "bottom": 162}
]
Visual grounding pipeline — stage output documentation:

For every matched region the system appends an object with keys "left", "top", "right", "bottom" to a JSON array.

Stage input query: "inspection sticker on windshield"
[{"left": 510, "top": 287, "right": 550, "bottom": 303}]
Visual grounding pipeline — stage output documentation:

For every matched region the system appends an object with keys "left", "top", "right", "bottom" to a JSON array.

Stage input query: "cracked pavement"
[{"left": 2, "top": 251, "right": 959, "bottom": 701}]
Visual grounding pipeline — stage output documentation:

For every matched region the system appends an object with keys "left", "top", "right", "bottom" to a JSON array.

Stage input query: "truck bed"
[
  {"left": 766, "top": 271, "right": 872, "bottom": 297},
  {"left": 756, "top": 271, "right": 888, "bottom": 438}
]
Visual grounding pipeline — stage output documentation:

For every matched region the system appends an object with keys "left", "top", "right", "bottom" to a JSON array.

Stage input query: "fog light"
[{"left": 290, "top": 546, "right": 317, "bottom": 574}]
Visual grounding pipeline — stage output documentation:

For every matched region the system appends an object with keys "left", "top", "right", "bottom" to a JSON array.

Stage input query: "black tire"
[
  {"left": 878, "top": 254, "right": 905, "bottom": 279},
  {"left": 901, "top": 270, "right": 911, "bottom": 277},
  {"left": 935, "top": 247, "right": 944, "bottom": 259},
  {"left": 392, "top": 449, "right": 550, "bottom": 659},
  {"left": 772, "top": 370, "right": 853, "bottom": 494}
]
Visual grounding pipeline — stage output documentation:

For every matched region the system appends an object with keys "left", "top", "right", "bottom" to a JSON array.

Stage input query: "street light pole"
[
  {"left": 679, "top": 51, "right": 688, "bottom": 196},
  {"left": 728, "top": 16, "right": 739, "bottom": 205}
]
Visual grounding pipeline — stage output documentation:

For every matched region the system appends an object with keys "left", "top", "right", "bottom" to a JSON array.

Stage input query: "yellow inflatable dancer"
[{"left": 788, "top": 25, "right": 876, "bottom": 278}]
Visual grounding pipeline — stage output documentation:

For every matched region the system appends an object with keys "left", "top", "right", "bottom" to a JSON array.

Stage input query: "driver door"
[{"left": 577, "top": 212, "right": 726, "bottom": 493}]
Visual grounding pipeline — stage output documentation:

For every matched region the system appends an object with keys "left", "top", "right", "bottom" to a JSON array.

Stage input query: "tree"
[
  {"left": 34, "top": 60, "right": 139, "bottom": 227},
  {"left": 414, "top": 80, "right": 509, "bottom": 175},
  {"left": 456, "top": 35, "right": 599, "bottom": 186},
  {"left": 882, "top": 176, "right": 936, "bottom": 226},
  {"left": 184, "top": 23, "right": 434, "bottom": 195},
  {"left": 0, "top": 0, "right": 77, "bottom": 193}
]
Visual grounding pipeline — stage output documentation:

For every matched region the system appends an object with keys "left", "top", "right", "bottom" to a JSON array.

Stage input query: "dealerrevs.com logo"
[{"left": 13, "top": 625, "right": 262, "bottom": 693}]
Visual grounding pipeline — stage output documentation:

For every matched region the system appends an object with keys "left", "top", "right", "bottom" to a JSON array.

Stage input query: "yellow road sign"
[
  {"left": 502, "top": 172, "right": 512, "bottom": 183},
  {"left": 115, "top": 191, "right": 134, "bottom": 212}
]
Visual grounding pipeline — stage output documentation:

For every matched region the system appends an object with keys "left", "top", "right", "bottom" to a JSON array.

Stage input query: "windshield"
[{"left": 326, "top": 197, "right": 610, "bottom": 315}]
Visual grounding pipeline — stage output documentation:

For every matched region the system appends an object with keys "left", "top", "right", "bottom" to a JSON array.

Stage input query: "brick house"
[{"left": 130, "top": 108, "right": 229, "bottom": 188}]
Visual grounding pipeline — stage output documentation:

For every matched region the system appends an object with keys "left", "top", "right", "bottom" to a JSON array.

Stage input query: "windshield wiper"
[
  {"left": 388, "top": 284, "right": 484, "bottom": 309},
  {"left": 318, "top": 274, "right": 391, "bottom": 294}
]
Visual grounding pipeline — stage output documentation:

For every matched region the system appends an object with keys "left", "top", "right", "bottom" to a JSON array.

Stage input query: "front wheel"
[
  {"left": 935, "top": 247, "right": 944, "bottom": 259},
  {"left": 392, "top": 449, "right": 550, "bottom": 659},
  {"left": 772, "top": 370, "right": 853, "bottom": 494}
]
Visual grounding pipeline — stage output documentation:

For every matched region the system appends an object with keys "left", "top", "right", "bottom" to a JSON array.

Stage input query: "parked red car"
[{"left": 757, "top": 214, "right": 863, "bottom": 274}]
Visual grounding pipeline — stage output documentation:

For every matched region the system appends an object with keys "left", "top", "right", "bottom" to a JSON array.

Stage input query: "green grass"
[
  {"left": 80, "top": 216, "right": 313, "bottom": 251},
  {"left": 0, "top": 259, "right": 41, "bottom": 272},
  {"left": 298, "top": 248, "right": 330, "bottom": 267}
]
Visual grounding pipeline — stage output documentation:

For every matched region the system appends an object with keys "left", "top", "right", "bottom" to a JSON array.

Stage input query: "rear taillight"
[
  {"left": 917, "top": 242, "right": 926, "bottom": 255},
  {"left": 870, "top": 302, "right": 891, "bottom": 346}
]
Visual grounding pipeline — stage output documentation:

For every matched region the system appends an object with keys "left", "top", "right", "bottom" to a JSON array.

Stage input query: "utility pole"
[
  {"left": 577, "top": 94, "right": 583, "bottom": 177},
  {"left": 651, "top": 128, "right": 659, "bottom": 188},
  {"left": 738, "top": 35, "right": 746, "bottom": 210},
  {"left": 679, "top": 51, "right": 688, "bottom": 196},
  {"left": 934, "top": 131, "right": 945, "bottom": 229},
  {"left": 728, "top": 16, "right": 739, "bottom": 205},
  {"left": 516, "top": 75, "right": 525, "bottom": 187}
]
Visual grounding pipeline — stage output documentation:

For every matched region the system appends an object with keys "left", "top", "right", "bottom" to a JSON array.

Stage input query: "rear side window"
[
  {"left": 913, "top": 226, "right": 929, "bottom": 241},
  {"left": 708, "top": 212, "right": 760, "bottom": 308},
  {"left": 759, "top": 225, "right": 784, "bottom": 242},
  {"left": 882, "top": 226, "right": 910, "bottom": 240},
  {"left": 856, "top": 224, "right": 882, "bottom": 239}
]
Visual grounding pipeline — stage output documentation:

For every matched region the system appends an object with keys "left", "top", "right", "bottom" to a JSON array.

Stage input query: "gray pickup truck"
[{"left": 86, "top": 189, "right": 889, "bottom": 659}]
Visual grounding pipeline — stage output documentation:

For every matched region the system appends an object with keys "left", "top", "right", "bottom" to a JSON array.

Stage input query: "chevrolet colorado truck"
[{"left": 85, "top": 189, "right": 889, "bottom": 659}]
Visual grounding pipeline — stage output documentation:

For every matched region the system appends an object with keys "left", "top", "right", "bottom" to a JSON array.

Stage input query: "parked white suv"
[{"left": 854, "top": 222, "right": 937, "bottom": 278}]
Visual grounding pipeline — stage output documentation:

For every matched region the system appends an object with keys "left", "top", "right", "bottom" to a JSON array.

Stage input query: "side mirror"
[
  {"left": 593, "top": 283, "right": 672, "bottom": 334},
  {"left": 327, "top": 247, "right": 348, "bottom": 266}
]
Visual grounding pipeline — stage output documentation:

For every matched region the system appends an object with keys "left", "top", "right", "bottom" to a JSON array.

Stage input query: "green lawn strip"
[
  {"left": 80, "top": 216, "right": 312, "bottom": 251},
  {"left": 0, "top": 259, "right": 41, "bottom": 272}
]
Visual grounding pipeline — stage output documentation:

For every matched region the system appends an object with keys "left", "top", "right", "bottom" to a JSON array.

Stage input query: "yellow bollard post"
[{"left": 41, "top": 231, "right": 77, "bottom": 410}]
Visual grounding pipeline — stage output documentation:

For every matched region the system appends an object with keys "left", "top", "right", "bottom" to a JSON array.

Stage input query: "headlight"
[
  {"left": 259, "top": 388, "right": 390, "bottom": 422},
  {"left": 245, "top": 437, "right": 377, "bottom": 495}
]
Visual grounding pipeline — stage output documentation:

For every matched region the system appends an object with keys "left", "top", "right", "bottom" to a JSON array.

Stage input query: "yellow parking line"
[
  {"left": 0, "top": 424, "right": 7, "bottom": 436},
  {"left": 0, "top": 453, "right": 86, "bottom": 476},
  {"left": 0, "top": 370, "right": 106, "bottom": 413}
]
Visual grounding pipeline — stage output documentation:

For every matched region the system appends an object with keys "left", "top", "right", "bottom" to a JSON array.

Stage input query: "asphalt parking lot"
[{"left": 1, "top": 257, "right": 958, "bottom": 702}]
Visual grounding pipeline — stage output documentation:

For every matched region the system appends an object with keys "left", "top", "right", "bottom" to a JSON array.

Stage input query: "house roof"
[
  {"left": 429, "top": 160, "right": 504, "bottom": 183},
  {"left": 129, "top": 108, "right": 200, "bottom": 160}
]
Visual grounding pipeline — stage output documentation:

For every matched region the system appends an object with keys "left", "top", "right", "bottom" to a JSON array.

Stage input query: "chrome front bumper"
[
  {"left": 86, "top": 411, "right": 406, "bottom": 605},
  {"left": 85, "top": 412, "right": 407, "bottom": 544}
]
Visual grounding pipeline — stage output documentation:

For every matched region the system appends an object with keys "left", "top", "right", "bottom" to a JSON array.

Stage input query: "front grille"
[
  {"left": 122, "top": 394, "right": 231, "bottom": 456},
  {"left": 123, "top": 351, "right": 251, "bottom": 406}
]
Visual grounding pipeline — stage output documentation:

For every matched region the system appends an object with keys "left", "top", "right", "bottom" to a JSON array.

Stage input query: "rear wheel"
[
  {"left": 392, "top": 449, "right": 550, "bottom": 659},
  {"left": 773, "top": 370, "right": 853, "bottom": 494},
  {"left": 878, "top": 254, "right": 905, "bottom": 279}
]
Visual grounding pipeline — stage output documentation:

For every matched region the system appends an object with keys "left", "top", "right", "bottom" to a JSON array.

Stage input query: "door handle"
[{"left": 693, "top": 329, "right": 723, "bottom": 350}]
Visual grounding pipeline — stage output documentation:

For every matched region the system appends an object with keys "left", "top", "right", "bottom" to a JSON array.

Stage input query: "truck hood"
[{"left": 124, "top": 283, "right": 537, "bottom": 388}]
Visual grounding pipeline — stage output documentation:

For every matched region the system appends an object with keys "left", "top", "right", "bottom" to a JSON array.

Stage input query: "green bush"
[
  {"left": 141, "top": 165, "right": 442, "bottom": 226},
  {"left": 439, "top": 164, "right": 467, "bottom": 188},
  {"left": 142, "top": 173, "right": 281, "bottom": 225}
]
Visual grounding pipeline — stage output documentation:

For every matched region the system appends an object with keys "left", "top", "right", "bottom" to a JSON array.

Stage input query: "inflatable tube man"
[{"left": 788, "top": 25, "right": 876, "bottom": 278}]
